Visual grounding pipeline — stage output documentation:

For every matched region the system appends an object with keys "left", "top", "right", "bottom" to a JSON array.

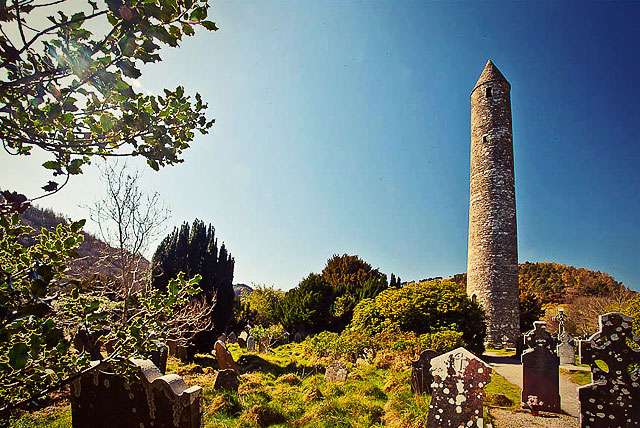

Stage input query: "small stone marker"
[
  {"left": 521, "top": 321, "right": 561, "bottom": 413},
  {"left": 578, "top": 312, "right": 640, "bottom": 428},
  {"left": 246, "top": 335, "right": 256, "bottom": 352},
  {"left": 213, "top": 369, "right": 240, "bottom": 392},
  {"left": 324, "top": 361, "right": 349, "bottom": 382},
  {"left": 214, "top": 338, "right": 239, "bottom": 371},
  {"left": 555, "top": 308, "right": 576, "bottom": 365},
  {"left": 557, "top": 334, "right": 575, "bottom": 365},
  {"left": 227, "top": 332, "right": 237, "bottom": 343},
  {"left": 426, "top": 347, "right": 491, "bottom": 428},
  {"left": 70, "top": 359, "right": 201, "bottom": 428},
  {"left": 411, "top": 349, "right": 437, "bottom": 395},
  {"left": 294, "top": 332, "right": 302, "bottom": 342}
]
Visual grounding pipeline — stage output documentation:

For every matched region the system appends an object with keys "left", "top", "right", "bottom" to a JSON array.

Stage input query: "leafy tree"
[
  {"left": 321, "top": 254, "right": 388, "bottom": 330},
  {"left": 238, "top": 285, "right": 284, "bottom": 327},
  {"left": 0, "top": 0, "right": 216, "bottom": 199},
  {"left": 321, "top": 253, "right": 386, "bottom": 289},
  {"left": 279, "top": 273, "right": 334, "bottom": 335},
  {"left": 350, "top": 279, "right": 486, "bottom": 354},
  {"left": 519, "top": 292, "right": 544, "bottom": 333},
  {"left": 0, "top": 214, "right": 201, "bottom": 415},
  {"left": 151, "top": 219, "right": 235, "bottom": 347}
]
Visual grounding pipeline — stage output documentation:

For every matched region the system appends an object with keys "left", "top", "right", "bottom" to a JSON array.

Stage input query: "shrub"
[
  {"left": 350, "top": 279, "right": 486, "bottom": 354},
  {"left": 418, "top": 330, "right": 465, "bottom": 354}
]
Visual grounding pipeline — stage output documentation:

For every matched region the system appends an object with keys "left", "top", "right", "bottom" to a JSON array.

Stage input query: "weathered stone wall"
[{"left": 467, "top": 61, "right": 520, "bottom": 347}]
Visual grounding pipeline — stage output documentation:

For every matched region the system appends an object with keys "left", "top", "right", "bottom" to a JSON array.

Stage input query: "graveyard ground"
[{"left": 10, "top": 342, "right": 530, "bottom": 428}]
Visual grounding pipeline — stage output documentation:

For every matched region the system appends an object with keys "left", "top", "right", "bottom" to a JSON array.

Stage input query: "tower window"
[
  {"left": 471, "top": 294, "right": 477, "bottom": 304},
  {"left": 485, "top": 87, "right": 493, "bottom": 98},
  {"left": 483, "top": 135, "right": 488, "bottom": 143}
]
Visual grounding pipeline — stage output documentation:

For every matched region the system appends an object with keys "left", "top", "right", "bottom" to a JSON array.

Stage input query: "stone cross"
[
  {"left": 521, "top": 321, "right": 561, "bottom": 413},
  {"left": 411, "top": 349, "right": 437, "bottom": 395},
  {"left": 214, "top": 338, "right": 239, "bottom": 372},
  {"left": 555, "top": 308, "right": 567, "bottom": 338},
  {"left": 70, "top": 359, "right": 201, "bottom": 428},
  {"left": 578, "top": 312, "right": 640, "bottom": 428},
  {"left": 426, "top": 347, "right": 492, "bottom": 428}
]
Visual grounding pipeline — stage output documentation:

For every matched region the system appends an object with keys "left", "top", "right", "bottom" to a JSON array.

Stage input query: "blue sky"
[{"left": 2, "top": 1, "right": 639, "bottom": 290}]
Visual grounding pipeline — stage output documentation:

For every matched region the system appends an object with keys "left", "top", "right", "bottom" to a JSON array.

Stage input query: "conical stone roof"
[{"left": 473, "top": 59, "right": 509, "bottom": 90}]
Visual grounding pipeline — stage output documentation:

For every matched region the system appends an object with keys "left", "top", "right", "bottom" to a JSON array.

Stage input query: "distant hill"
[
  {"left": 449, "top": 261, "right": 627, "bottom": 304},
  {"left": 233, "top": 283, "right": 253, "bottom": 298},
  {"left": 20, "top": 204, "right": 149, "bottom": 281}
]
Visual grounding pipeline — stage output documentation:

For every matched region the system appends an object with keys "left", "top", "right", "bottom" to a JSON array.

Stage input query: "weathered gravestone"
[
  {"left": 325, "top": 361, "right": 349, "bottom": 382},
  {"left": 555, "top": 308, "right": 576, "bottom": 365},
  {"left": 578, "top": 312, "right": 640, "bottom": 428},
  {"left": 294, "top": 332, "right": 303, "bottom": 343},
  {"left": 521, "top": 321, "right": 561, "bottom": 413},
  {"left": 71, "top": 359, "right": 201, "bottom": 428},
  {"left": 213, "top": 369, "right": 240, "bottom": 392},
  {"left": 214, "top": 338, "right": 239, "bottom": 371},
  {"left": 557, "top": 334, "right": 576, "bottom": 365},
  {"left": 426, "top": 347, "right": 492, "bottom": 428},
  {"left": 246, "top": 335, "right": 256, "bottom": 352},
  {"left": 411, "top": 349, "right": 437, "bottom": 395},
  {"left": 227, "top": 332, "right": 237, "bottom": 343}
]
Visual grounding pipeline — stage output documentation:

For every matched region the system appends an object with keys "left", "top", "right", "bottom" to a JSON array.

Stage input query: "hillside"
[
  {"left": 20, "top": 204, "right": 150, "bottom": 281},
  {"left": 450, "top": 261, "right": 626, "bottom": 304}
]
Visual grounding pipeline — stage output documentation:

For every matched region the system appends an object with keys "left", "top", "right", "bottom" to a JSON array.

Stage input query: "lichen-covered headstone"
[
  {"left": 214, "top": 339, "right": 239, "bottom": 371},
  {"left": 213, "top": 369, "right": 240, "bottom": 392},
  {"left": 578, "top": 312, "right": 640, "bottom": 428},
  {"left": 325, "top": 361, "right": 349, "bottom": 382},
  {"left": 426, "top": 347, "right": 491, "bottom": 428},
  {"left": 246, "top": 335, "right": 256, "bottom": 352},
  {"left": 70, "top": 359, "right": 201, "bottom": 428},
  {"left": 411, "top": 349, "right": 437, "bottom": 395},
  {"left": 521, "top": 321, "right": 561, "bottom": 413}
]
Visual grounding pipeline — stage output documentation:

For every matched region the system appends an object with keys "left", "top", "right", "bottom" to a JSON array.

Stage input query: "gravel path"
[
  {"left": 489, "top": 408, "right": 578, "bottom": 428},
  {"left": 482, "top": 353, "right": 587, "bottom": 419}
]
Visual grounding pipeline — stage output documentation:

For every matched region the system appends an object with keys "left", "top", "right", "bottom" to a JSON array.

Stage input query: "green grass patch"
[
  {"left": 9, "top": 405, "right": 71, "bottom": 428},
  {"left": 484, "top": 372, "right": 521, "bottom": 408},
  {"left": 561, "top": 368, "right": 592, "bottom": 386}
]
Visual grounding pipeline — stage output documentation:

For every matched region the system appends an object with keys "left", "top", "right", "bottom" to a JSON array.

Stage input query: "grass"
[
  {"left": 484, "top": 347, "right": 517, "bottom": 357},
  {"left": 484, "top": 372, "right": 521, "bottom": 408},
  {"left": 9, "top": 342, "right": 522, "bottom": 427},
  {"left": 560, "top": 367, "right": 592, "bottom": 386}
]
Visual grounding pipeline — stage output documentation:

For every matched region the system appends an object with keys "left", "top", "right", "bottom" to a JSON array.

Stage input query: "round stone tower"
[{"left": 467, "top": 60, "right": 520, "bottom": 348}]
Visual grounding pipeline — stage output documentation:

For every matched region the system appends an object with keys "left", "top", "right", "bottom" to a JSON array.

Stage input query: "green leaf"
[
  {"left": 189, "top": 6, "right": 207, "bottom": 21},
  {"left": 8, "top": 342, "right": 29, "bottom": 370},
  {"left": 147, "top": 159, "right": 159, "bottom": 171},
  {"left": 201, "top": 21, "right": 218, "bottom": 31},
  {"left": 42, "top": 161, "right": 60, "bottom": 170},
  {"left": 100, "top": 114, "right": 114, "bottom": 131},
  {"left": 70, "top": 219, "right": 86, "bottom": 232}
]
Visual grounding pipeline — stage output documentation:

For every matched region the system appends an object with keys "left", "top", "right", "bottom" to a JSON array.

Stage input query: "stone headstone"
[
  {"left": 227, "top": 332, "right": 237, "bottom": 343},
  {"left": 557, "top": 334, "right": 575, "bottom": 365},
  {"left": 246, "top": 336, "right": 256, "bottom": 352},
  {"left": 70, "top": 359, "right": 201, "bottom": 428},
  {"left": 239, "top": 330, "right": 249, "bottom": 342},
  {"left": 214, "top": 339, "right": 238, "bottom": 371},
  {"left": 150, "top": 342, "right": 169, "bottom": 374},
  {"left": 426, "top": 347, "right": 491, "bottom": 428},
  {"left": 213, "top": 369, "right": 240, "bottom": 392},
  {"left": 324, "top": 361, "right": 349, "bottom": 382},
  {"left": 294, "top": 332, "right": 302, "bottom": 343},
  {"left": 411, "top": 349, "right": 437, "bottom": 395},
  {"left": 578, "top": 312, "right": 640, "bottom": 428},
  {"left": 521, "top": 321, "right": 561, "bottom": 413}
]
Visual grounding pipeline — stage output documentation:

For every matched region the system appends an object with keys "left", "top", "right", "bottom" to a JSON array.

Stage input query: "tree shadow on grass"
[{"left": 237, "top": 354, "right": 322, "bottom": 377}]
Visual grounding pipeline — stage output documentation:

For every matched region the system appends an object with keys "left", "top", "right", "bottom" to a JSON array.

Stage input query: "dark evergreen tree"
[{"left": 151, "top": 219, "right": 235, "bottom": 352}]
